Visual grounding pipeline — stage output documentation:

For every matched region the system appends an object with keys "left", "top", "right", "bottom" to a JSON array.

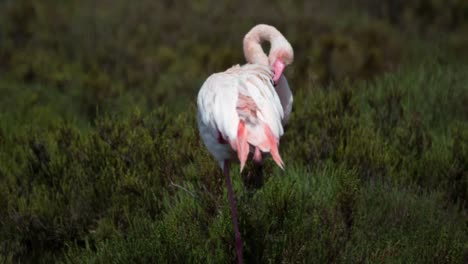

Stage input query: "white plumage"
[{"left": 197, "top": 63, "right": 287, "bottom": 170}]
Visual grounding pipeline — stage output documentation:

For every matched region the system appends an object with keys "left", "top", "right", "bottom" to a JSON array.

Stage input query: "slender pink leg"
[{"left": 224, "top": 160, "right": 243, "bottom": 264}]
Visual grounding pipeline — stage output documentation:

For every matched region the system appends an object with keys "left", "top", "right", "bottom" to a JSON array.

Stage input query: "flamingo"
[{"left": 197, "top": 24, "right": 294, "bottom": 263}]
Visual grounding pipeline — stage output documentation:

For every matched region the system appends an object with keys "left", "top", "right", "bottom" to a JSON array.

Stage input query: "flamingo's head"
[
  {"left": 243, "top": 24, "right": 294, "bottom": 84},
  {"left": 269, "top": 42, "right": 294, "bottom": 84}
]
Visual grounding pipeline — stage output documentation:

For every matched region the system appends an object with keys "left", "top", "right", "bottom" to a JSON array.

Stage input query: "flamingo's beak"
[{"left": 272, "top": 59, "right": 285, "bottom": 84}]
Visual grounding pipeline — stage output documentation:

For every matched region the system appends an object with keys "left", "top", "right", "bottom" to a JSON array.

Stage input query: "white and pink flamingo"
[{"left": 197, "top": 24, "right": 294, "bottom": 263}]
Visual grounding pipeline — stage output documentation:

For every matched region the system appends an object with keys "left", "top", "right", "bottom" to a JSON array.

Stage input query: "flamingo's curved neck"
[{"left": 243, "top": 25, "right": 284, "bottom": 66}]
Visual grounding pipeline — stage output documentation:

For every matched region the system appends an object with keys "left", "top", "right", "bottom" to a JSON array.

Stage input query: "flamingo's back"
[{"left": 197, "top": 64, "right": 285, "bottom": 170}]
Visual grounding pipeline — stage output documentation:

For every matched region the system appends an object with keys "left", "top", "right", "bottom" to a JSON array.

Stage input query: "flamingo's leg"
[
  {"left": 252, "top": 148, "right": 264, "bottom": 189},
  {"left": 224, "top": 160, "right": 243, "bottom": 264}
]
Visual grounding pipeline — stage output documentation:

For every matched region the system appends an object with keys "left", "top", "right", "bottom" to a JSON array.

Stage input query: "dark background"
[{"left": 0, "top": 0, "right": 467, "bottom": 263}]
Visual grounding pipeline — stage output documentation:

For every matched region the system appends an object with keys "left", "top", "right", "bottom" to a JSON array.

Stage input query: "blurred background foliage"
[{"left": 0, "top": 0, "right": 467, "bottom": 263}]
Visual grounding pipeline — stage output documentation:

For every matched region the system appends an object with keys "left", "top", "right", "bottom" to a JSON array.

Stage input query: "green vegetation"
[{"left": 0, "top": 0, "right": 467, "bottom": 263}]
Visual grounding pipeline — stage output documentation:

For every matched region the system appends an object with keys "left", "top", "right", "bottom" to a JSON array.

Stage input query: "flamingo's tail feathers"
[
  {"left": 236, "top": 121, "right": 249, "bottom": 172},
  {"left": 262, "top": 124, "right": 284, "bottom": 169},
  {"left": 269, "top": 143, "right": 284, "bottom": 169},
  {"left": 253, "top": 147, "right": 262, "bottom": 163},
  {"left": 234, "top": 121, "right": 284, "bottom": 170}
]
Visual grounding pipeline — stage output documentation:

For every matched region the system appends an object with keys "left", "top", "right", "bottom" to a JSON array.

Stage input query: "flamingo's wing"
[
  {"left": 197, "top": 72, "right": 240, "bottom": 142},
  {"left": 197, "top": 64, "right": 287, "bottom": 171},
  {"left": 275, "top": 75, "right": 293, "bottom": 126},
  {"left": 236, "top": 64, "right": 285, "bottom": 168},
  {"left": 197, "top": 71, "right": 241, "bottom": 168},
  {"left": 238, "top": 64, "right": 284, "bottom": 138}
]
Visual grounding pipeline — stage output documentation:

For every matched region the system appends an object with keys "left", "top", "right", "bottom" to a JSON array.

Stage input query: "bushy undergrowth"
[{"left": 0, "top": 0, "right": 467, "bottom": 263}]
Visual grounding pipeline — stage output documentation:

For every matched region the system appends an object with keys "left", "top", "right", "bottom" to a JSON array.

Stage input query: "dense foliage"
[{"left": 0, "top": 0, "right": 467, "bottom": 263}]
